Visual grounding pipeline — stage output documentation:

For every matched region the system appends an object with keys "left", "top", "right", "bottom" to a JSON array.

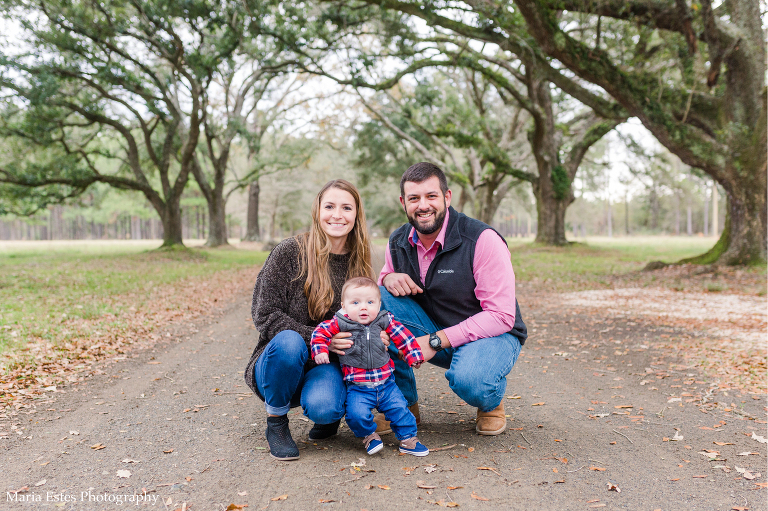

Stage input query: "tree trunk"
[
  {"left": 703, "top": 185, "right": 709, "bottom": 236},
  {"left": 205, "top": 187, "right": 230, "bottom": 247},
  {"left": 712, "top": 183, "right": 719, "bottom": 236},
  {"left": 684, "top": 166, "right": 767, "bottom": 265},
  {"left": 533, "top": 182, "right": 571, "bottom": 245},
  {"left": 159, "top": 201, "right": 183, "bottom": 248},
  {"left": 244, "top": 179, "right": 261, "bottom": 241}
]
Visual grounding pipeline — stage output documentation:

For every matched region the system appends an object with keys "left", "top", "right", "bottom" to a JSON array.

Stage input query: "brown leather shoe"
[
  {"left": 374, "top": 403, "right": 420, "bottom": 435},
  {"left": 476, "top": 403, "right": 506, "bottom": 435}
]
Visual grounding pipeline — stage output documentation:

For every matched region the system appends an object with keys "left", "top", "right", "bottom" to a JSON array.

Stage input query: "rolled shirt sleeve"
[{"left": 442, "top": 229, "right": 517, "bottom": 347}]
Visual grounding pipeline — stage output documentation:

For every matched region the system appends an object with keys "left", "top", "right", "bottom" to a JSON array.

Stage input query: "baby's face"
[{"left": 341, "top": 286, "right": 381, "bottom": 325}]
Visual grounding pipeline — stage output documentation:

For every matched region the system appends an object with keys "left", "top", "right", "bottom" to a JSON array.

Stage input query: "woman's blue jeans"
[
  {"left": 380, "top": 287, "right": 521, "bottom": 413},
  {"left": 253, "top": 330, "right": 345, "bottom": 424}
]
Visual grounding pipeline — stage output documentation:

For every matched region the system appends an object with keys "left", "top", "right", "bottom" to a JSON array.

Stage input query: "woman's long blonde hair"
[{"left": 297, "top": 179, "right": 373, "bottom": 320}]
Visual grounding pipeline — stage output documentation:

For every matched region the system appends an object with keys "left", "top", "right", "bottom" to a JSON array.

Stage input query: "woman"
[{"left": 244, "top": 179, "right": 374, "bottom": 460}]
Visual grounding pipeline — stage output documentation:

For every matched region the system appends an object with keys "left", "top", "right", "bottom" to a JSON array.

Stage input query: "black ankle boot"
[
  {"left": 266, "top": 415, "right": 299, "bottom": 461},
  {"left": 308, "top": 419, "right": 341, "bottom": 441}
]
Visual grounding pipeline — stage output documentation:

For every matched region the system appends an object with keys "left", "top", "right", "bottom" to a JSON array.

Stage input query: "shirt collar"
[{"left": 408, "top": 208, "right": 450, "bottom": 249}]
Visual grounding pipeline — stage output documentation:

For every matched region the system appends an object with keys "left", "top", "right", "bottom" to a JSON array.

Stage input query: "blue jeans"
[
  {"left": 380, "top": 287, "right": 521, "bottom": 413},
  {"left": 345, "top": 377, "right": 417, "bottom": 441},
  {"left": 253, "top": 330, "right": 345, "bottom": 424}
]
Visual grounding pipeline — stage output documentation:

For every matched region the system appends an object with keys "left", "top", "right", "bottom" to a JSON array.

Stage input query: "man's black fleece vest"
[
  {"left": 388, "top": 206, "right": 527, "bottom": 344},
  {"left": 336, "top": 310, "right": 391, "bottom": 369}
]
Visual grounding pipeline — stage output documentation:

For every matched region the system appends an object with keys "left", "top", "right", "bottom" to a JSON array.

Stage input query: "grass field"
[
  {"left": 0, "top": 240, "right": 268, "bottom": 357},
  {"left": 1, "top": 236, "right": 764, "bottom": 361}
]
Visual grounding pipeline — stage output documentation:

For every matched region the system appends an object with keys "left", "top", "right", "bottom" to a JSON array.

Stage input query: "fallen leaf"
[
  {"left": 424, "top": 465, "right": 438, "bottom": 473},
  {"left": 90, "top": 443, "right": 106, "bottom": 450},
  {"left": 672, "top": 431, "right": 684, "bottom": 441},
  {"left": 34, "top": 480, "right": 46, "bottom": 487},
  {"left": 164, "top": 449, "right": 174, "bottom": 454},
  {"left": 69, "top": 431, "right": 79, "bottom": 436},
  {"left": 606, "top": 482, "right": 620, "bottom": 492},
  {"left": 731, "top": 507, "right": 749, "bottom": 511},
  {"left": 751, "top": 432, "right": 767, "bottom": 444},
  {"left": 447, "top": 486, "right": 463, "bottom": 490},
  {"left": 589, "top": 467, "right": 606, "bottom": 472},
  {"left": 122, "top": 459, "right": 139, "bottom": 463},
  {"left": 237, "top": 492, "right": 247, "bottom": 496},
  {"left": 185, "top": 477, "right": 192, "bottom": 482},
  {"left": 431, "top": 444, "right": 457, "bottom": 452},
  {"left": 669, "top": 478, "right": 680, "bottom": 481},
  {"left": 318, "top": 499, "right": 335, "bottom": 503},
  {"left": 586, "top": 500, "right": 600, "bottom": 504},
  {"left": 226, "top": 504, "right": 248, "bottom": 510},
  {"left": 418, "top": 484, "right": 437, "bottom": 489},
  {"left": 350, "top": 458, "right": 366, "bottom": 467},
  {"left": 714, "top": 442, "right": 734, "bottom": 446},
  {"left": 614, "top": 405, "right": 633, "bottom": 409},
  {"left": 692, "top": 475, "right": 708, "bottom": 478},
  {"left": 737, "top": 452, "right": 760, "bottom": 456},
  {"left": 507, "top": 395, "right": 521, "bottom": 399},
  {"left": 270, "top": 495, "right": 288, "bottom": 501},
  {"left": 377, "top": 485, "right": 390, "bottom": 490},
  {"left": 531, "top": 402, "right": 545, "bottom": 406},
  {"left": 470, "top": 492, "right": 489, "bottom": 501},
  {"left": 477, "top": 467, "right": 501, "bottom": 475},
  {"left": 116, "top": 470, "right": 131, "bottom": 479},
  {"left": 467, "top": 447, "right": 474, "bottom": 452},
  {"left": 755, "top": 482, "right": 768, "bottom": 488}
]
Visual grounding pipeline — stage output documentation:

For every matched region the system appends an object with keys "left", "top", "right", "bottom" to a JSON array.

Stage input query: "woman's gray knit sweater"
[{"left": 244, "top": 237, "right": 350, "bottom": 398}]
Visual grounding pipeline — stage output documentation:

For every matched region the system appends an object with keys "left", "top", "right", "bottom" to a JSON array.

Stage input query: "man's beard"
[{"left": 407, "top": 200, "right": 447, "bottom": 235}]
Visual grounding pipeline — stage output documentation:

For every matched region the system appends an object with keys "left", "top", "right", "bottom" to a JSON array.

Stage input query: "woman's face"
[{"left": 318, "top": 187, "right": 357, "bottom": 242}]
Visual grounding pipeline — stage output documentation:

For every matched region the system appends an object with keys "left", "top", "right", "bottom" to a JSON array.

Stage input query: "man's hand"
[
  {"left": 383, "top": 273, "right": 423, "bottom": 296},
  {"left": 414, "top": 330, "right": 450, "bottom": 363},
  {"left": 314, "top": 352, "right": 330, "bottom": 364},
  {"left": 329, "top": 332, "right": 353, "bottom": 355}
]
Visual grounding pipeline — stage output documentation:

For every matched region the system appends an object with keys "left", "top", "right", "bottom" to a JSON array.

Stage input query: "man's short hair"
[
  {"left": 341, "top": 276, "right": 380, "bottom": 302},
  {"left": 400, "top": 162, "right": 449, "bottom": 198}
]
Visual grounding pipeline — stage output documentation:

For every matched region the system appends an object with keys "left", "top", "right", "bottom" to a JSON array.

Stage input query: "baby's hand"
[
  {"left": 411, "top": 362, "right": 422, "bottom": 369},
  {"left": 314, "top": 353, "right": 330, "bottom": 365}
]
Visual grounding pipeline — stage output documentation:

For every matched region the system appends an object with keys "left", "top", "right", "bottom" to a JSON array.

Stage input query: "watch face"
[{"left": 429, "top": 334, "right": 440, "bottom": 349}]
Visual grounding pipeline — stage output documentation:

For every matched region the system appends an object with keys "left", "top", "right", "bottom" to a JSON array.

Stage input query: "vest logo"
[{"left": 437, "top": 269, "right": 454, "bottom": 274}]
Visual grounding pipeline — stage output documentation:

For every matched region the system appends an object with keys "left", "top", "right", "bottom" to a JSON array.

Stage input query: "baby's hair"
[{"left": 341, "top": 276, "right": 380, "bottom": 302}]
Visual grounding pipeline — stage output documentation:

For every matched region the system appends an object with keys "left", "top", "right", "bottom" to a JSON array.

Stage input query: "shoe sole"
[
  {"left": 367, "top": 443, "right": 384, "bottom": 455},
  {"left": 269, "top": 453, "right": 300, "bottom": 461},
  {"left": 308, "top": 433, "right": 337, "bottom": 441},
  {"left": 399, "top": 448, "right": 429, "bottom": 456},
  {"left": 476, "top": 423, "right": 507, "bottom": 436}
]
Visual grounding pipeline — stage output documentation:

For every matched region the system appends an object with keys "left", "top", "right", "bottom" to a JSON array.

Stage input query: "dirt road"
[{"left": 2, "top": 279, "right": 766, "bottom": 511}]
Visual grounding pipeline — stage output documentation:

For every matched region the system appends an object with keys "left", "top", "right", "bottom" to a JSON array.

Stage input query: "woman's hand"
[
  {"left": 379, "top": 330, "right": 391, "bottom": 348},
  {"left": 329, "top": 331, "right": 353, "bottom": 355},
  {"left": 314, "top": 352, "right": 330, "bottom": 364}
]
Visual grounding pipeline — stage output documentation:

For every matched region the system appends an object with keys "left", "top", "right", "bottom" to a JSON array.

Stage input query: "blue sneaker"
[
  {"left": 364, "top": 433, "right": 384, "bottom": 455},
  {"left": 399, "top": 437, "right": 429, "bottom": 456}
]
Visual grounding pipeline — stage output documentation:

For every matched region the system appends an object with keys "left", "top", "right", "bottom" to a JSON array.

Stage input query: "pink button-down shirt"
[{"left": 377, "top": 210, "right": 518, "bottom": 347}]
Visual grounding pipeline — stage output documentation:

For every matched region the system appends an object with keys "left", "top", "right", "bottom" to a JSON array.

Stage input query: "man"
[{"left": 377, "top": 162, "right": 527, "bottom": 435}]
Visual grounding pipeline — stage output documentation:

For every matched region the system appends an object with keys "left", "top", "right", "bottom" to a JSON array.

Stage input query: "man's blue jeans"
[
  {"left": 380, "top": 287, "right": 521, "bottom": 413},
  {"left": 345, "top": 377, "right": 417, "bottom": 441},
  {"left": 253, "top": 330, "right": 345, "bottom": 424}
]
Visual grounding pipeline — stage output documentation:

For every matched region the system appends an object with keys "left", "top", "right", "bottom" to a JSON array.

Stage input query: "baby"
[{"left": 311, "top": 276, "right": 428, "bottom": 456}]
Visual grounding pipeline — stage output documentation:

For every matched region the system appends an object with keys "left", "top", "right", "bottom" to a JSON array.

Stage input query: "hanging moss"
[{"left": 550, "top": 164, "right": 570, "bottom": 201}]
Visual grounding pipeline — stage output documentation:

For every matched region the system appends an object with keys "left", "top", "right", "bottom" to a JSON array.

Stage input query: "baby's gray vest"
[{"left": 336, "top": 310, "right": 391, "bottom": 370}]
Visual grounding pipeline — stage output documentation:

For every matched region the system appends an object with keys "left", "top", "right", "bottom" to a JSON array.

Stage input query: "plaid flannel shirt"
[{"left": 311, "top": 311, "right": 423, "bottom": 384}]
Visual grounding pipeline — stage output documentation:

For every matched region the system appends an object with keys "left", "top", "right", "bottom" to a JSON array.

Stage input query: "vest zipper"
[{"left": 365, "top": 326, "right": 371, "bottom": 368}]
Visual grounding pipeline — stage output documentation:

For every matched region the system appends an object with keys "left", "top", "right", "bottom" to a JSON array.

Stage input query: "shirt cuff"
[{"left": 442, "top": 325, "right": 469, "bottom": 348}]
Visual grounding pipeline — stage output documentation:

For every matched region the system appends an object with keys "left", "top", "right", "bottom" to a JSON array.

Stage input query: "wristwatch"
[{"left": 428, "top": 332, "right": 443, "bottom": 351}]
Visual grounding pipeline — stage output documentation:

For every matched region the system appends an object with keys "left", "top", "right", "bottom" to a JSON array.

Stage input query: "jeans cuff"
[{"left": 265, "top": 403, "right": 291, "bottom": 416}]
